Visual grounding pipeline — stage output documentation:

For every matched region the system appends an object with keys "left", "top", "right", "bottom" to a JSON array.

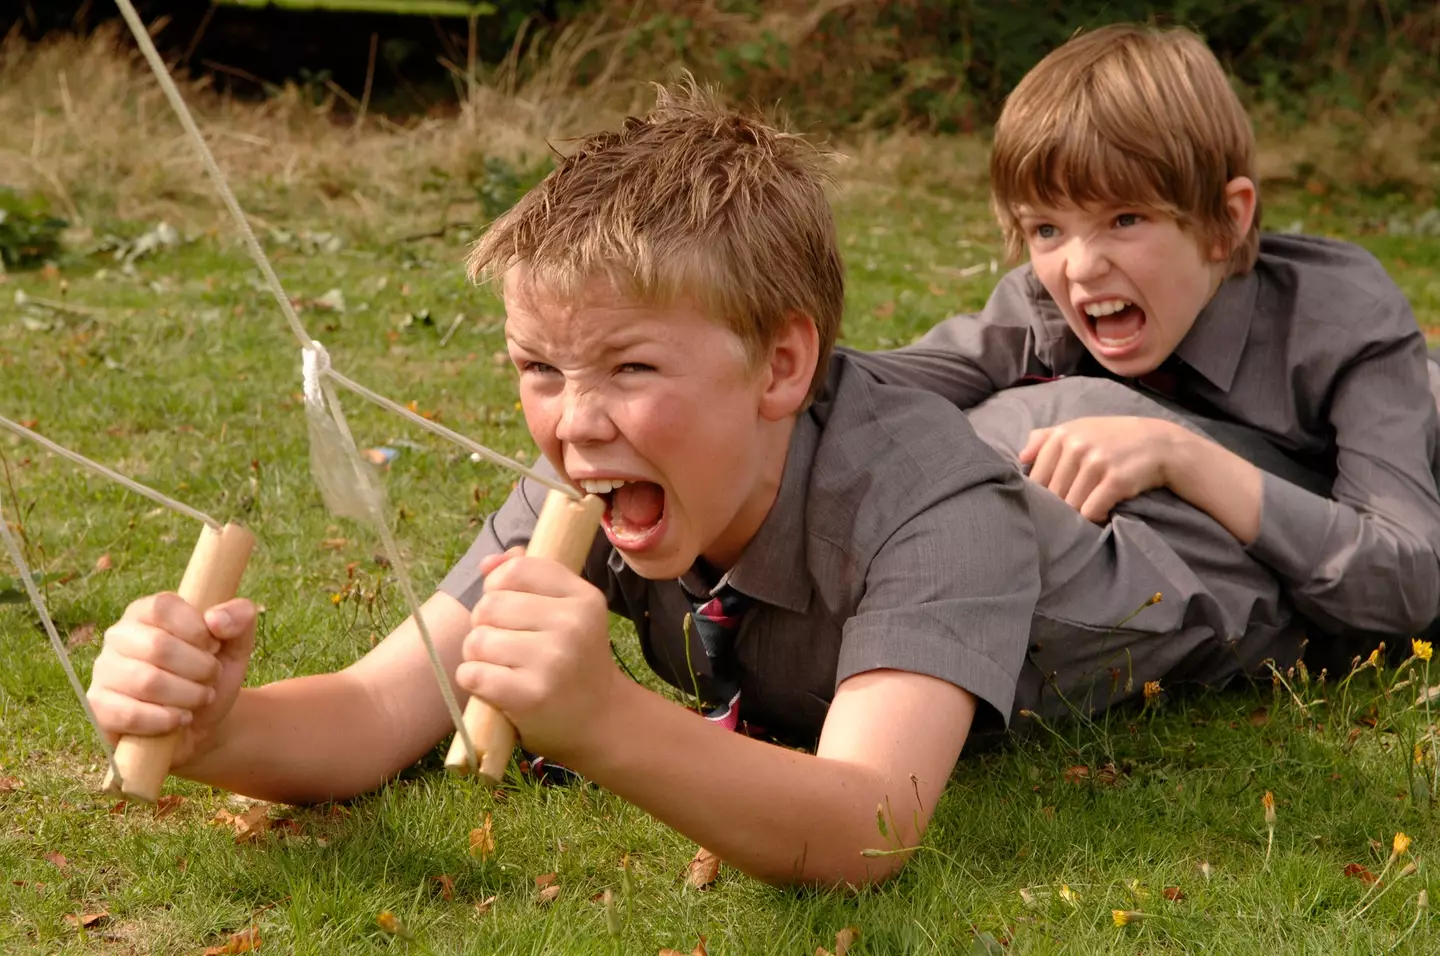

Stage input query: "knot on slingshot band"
[{"left": 302, "top": 341, "right": 331, "bottom": 407}]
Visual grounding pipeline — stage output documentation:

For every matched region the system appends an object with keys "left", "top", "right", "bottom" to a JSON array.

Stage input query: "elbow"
[{"left": 752, "top": 842, "right": 914, "bottom": 890}]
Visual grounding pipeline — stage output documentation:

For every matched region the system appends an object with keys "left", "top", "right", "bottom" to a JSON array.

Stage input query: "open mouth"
[
  {"left": 576, "top": 478, "right": 668, "bottom": 551},
  {"left": 1082, "top": 298, "right": 1147, "bottom": 356}
]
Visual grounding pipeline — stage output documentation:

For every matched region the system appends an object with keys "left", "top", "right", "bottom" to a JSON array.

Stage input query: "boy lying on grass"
[
  {"left": 857, "top": 23, "right": 1440, "bottom": 648},
  {"left": 88, "top": 84, "right": 1307, "bottom": 888}
]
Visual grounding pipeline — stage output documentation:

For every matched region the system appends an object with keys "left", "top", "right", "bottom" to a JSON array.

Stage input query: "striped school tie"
[{"left": 684, "top": 584, "right": 756, "bottom": 732}]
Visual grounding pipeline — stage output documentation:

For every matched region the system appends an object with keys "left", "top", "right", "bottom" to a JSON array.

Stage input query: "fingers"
[
  {"left": 463, "top": 625, "right": 553, "bottom": 669},
  {"left": 1018, "top": 427, "right": 1052, "bottom": 465},
  {"left": 202, "top": 598, "right": 256, "bottom": 643},
  {"left": 102, "top": 620, "right": 222, "bottom": 684},
  {"left": 455, "top": 660, "right": 544, "bottom": 716},
  {"left": 120, "top": 592, "right": 215, "bottom": 650},
  {"left": 477, "top": 546, "right": 524, "bottom": 578},
  {"left": 87, "top": 687, "right": 190, "bottom": 737},
  {"left": 1063, "top": 455, "right": 1106, "bottom": 513}
]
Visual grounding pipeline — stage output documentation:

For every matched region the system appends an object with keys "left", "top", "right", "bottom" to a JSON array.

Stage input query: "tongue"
[
  {"left": 612, "top": 481, "right": 664, "bottom": 529},
  {"left": 1094, "top": 306, "right": 1144, "bottom": 343}
]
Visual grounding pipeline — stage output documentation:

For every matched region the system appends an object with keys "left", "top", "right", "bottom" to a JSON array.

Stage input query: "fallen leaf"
[
  {"left": 474, "top": 895, "right": 496, "bottom": 916},
  {"left": 94, "top": 554, "right": 113, "bottom": 572},
  {"left": 65, "top": 622, "right": 97, "bottom": 648},
  {"left": 658, "top": 937, "right": 707, "bottom": 956},
  {"left": 1344, "top": 863, "right": 1379, "bottom": 884},
  {"left": 270, "top": 818, "right": 303, "bottom": 837},
  {"left": 1249, "top": 705, "right": 1270, "bottom": 726},
  {"left": 1063, "top": 765, "right": 1090, "bottom": 783},
  {"left": 319, "top": 538, "right": 348, "bottom": 550},
  {"left": 1162, "top": 886, "right": 1185, "bottom": 901},
  {"left": 63, "top": 910, "right": 109, "bottom": 929},
  {"left": 686, "top": 847, "right": 720, "bottom": 890},
  {"left": 433, "top": 875, "right": 455, "bottom": 901},
  {"left": 203, "top": 927, "right": 261, "bottom": 954},
  {"left": 468, "top": 814, "right": 495, "bottom": 859},
  {"left": 834, "top": 926, "right": 861, "bottom": 956},
  {"left": 108, "top": 800, "right": 127, "bottom": 815},
  {"left": 213, "top": 804, "right": 271, "bottom": 844},
  {"left": 536, "top": 884, "right": 561, "bottom": 904},
  {"left": 44, "top": 851, "right": 69, "bottom": 872},
  {"left": 534, "top": 872, "right": 557, "bottom": 888},
  {"left": 0, "top": 776, "right": 22, "bottom": 793},
  {"left": 153, "top": 794, "right": 186, "bottom": 819}
]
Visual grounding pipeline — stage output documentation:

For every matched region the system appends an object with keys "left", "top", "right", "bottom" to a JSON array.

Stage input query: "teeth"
[
  {"left": 1083, "top": 298, "right": 1133, "bottom": 317},
  {"left": 579, "top": 478, "right": 627, "bottom": 495}
]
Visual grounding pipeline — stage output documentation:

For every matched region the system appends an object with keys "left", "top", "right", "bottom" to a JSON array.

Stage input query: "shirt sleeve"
[
  {"left": 844, "top": 268, "right": 1049, "bottom": 408},
  {"left": 1246, "top": 298, "right": 1440, "bottom": 635},
  {"left": 835, "top": 461, "right": 1041, "bottom": 725},
  {"left": 436, "top": 475, "right": 553, "bottom": 610}
]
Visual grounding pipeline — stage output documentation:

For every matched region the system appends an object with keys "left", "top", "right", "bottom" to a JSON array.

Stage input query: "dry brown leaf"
[
  {"left": 94, "top": 553, "right": 112, "bottom": 572},
  {"left": 536, "top": 884, "right": 561, "bottom": 905},
  {"left": 63, "top": 910, "right": 109, "bottom": 928},
  {"left": 319, "top": 538, "right": 348, "bottom": 550},
  {"left": 213, "top": 804, "right": 271, "bottom": 844},
  {"left": 468, "top": 813, "right": 495, "bottom": 859},
  {"left": 1162, "top": 886, "right": 1186, "bottom": 901},
  {"left": 270, "top": 818, "right": 303, "bottom": 837},
  {"left": 108, "top": 800, "right": 127, "bottom": 815},
  {"left": 686, "top": 847, "right": 720, "bottom": 890},
  {"left": 534, "top": 872, "right": 557, "bottom": 889},
  {"left": 1063, "top": 765, "right": 1090, "bottom": 783},
  {"left": 433, "top": 875, "right": 455, "bottom": 901},
  {"left": 1344, "top": 863, "right": 1379, "bottom": 884},
  {"left": 65, "top": 623, "right": 97, "bottom": 648},
  {"left": 475, "top": 895, "right": 496, "bottom": 916},
  {"left": 834, "top": 926, "right": 861, "bottom": 956},
  {"left": 203, "top": 927, "right": 262, "bottom": 954},
  {"left": 0, "top": 776, "right": 22, "bottom": 793},
  {"left": 153, "top": 794, "right": 186, "bottom": 819},
  {"left": 658, "top": 938, "right": 707, "bottom": 956},
  {"left": 44, "top": 851, "right": 69, "bottom": 872},
  {"left": 1249, "top": 706, "right": 1270, "bottom": 727}
]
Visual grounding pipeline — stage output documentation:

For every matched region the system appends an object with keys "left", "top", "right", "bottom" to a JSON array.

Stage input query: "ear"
[
  {"left": 757, "top": 311, "right": 820, "bottom": 422},
  {"left": 1212, "top": 176, "right": 1257, "bottom": 261}
]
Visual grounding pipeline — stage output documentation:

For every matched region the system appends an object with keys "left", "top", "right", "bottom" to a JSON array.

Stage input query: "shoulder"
[
  {"left": 1255, "top": 233, "right": 1413, "bottom": 333},
  {"left": 804, "top": 354, "right": 1027, "bottom": 552}
]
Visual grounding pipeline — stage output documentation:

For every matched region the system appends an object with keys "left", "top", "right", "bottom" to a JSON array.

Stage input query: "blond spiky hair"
[{"left": 466, "top": 80, "right": 844, "bottom": 402}]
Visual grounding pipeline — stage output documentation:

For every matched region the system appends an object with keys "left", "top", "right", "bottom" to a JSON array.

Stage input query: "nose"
[
  {"left": 1064, "top": 236, "right": 1111, "bottom": 284},
  {"left": 555, "top": 381, "right": 616, "bottom": 445}
]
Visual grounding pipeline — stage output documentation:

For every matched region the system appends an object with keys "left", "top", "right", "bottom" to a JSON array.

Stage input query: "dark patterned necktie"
[{"left": 684, "top": 584, "right": 756, "bottom": 732}]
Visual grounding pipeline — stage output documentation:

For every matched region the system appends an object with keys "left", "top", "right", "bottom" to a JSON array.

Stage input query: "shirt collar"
[{"left": 1170, "top": 269, "right": 1258, "bottom": 393}]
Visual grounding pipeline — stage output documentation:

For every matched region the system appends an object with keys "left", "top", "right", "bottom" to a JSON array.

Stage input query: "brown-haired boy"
[
  {"left": 86, "top": 84, "right": 1299, "bottom": 887},
  {"left": 858, "top": 23, "right": 1440, "bottom": 642}
]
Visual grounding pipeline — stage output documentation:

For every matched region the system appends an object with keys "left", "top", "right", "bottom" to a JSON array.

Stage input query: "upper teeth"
[
  {"left": 1084, "top": 299, "right": 1132, "bottom": 317},
  {"left": 579, "top": 478, "right": 628, "bottom": 494}
]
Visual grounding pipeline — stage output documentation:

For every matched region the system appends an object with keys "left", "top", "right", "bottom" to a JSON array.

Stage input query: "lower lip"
[
  {"left": 602, "top": 501, "right": 669, "bottom": 554},
  {"left": 1087, "top": 318, "right": 1147, "bottom": 360}
]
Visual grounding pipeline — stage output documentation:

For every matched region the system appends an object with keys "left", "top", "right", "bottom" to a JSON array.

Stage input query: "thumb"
[
  {"left": 1018, "top": 428, "right": 1052, "bottom": 465},
  {"left": 203, "top": 598, "right": 256, "bottom": 642}
]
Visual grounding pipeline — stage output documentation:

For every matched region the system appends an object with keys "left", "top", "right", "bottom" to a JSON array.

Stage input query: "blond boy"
[
  {"left": 858, "top": 24, "right": 1440, "bottom": 643},
  {"left": 88, "top": 85, "right": 1298, "bottom": 887}
]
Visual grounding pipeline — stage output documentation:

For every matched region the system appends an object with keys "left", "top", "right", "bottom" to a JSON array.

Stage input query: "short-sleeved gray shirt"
[{"left": 440, "top": 354, "right": 1301, "bottom": 746}]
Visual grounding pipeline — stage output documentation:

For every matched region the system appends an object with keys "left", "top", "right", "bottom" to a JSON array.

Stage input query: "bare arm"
[{"left": 573, "top": 669, "right": 975, "bottom": 887}]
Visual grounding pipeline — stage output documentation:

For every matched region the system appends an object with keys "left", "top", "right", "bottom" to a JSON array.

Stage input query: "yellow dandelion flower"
[
  {"left": 1149, "top": 592, "right": 1163, "bottom": 606},
  {"left": 1059, "top": 884, "right": 1080, "bottom": 906},
  {"left": 1413, "top": 639, "right": 1433, "bottom": 662},
  {"left": 1366, "top": 648, "right": 1381, "bottom": 667},
  {"left": 1113, "top": 910, "right": 1144, "bottom": 927},
  {"left": 1143, "top": 680, "right": 1162, "bottom": 702},
  {"left": 1263, "top": 790, "right": 1276, "bottom": 826},
  {"left": 1417, "top": 743, "right": 1427, "bottom": 766},
  {"left": 1394, "top": 832, "right": 1412, "bottom": 856}
]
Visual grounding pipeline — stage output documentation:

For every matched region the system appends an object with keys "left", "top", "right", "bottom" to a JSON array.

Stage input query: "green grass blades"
[{"left": 2, "top": 178, "right": 1439, "bottom": 953}]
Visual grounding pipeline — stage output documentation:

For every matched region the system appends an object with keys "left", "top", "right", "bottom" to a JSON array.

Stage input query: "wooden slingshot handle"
[
  {"left": 444, "top": 490, "right": 604, "bottom": 782},
  {"left": 102, "top": 522, "right": 255, "bottom": 803}
]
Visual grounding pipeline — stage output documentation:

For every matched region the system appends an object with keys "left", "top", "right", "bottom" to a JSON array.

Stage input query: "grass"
[{"left": 3, "top": 34, "right": 1440, "bottom": 956}]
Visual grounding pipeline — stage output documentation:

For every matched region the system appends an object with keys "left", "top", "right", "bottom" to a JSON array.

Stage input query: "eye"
[
  {"left": 519, "top": 360, "right": 557, "bottom": 375},
  {"left": 1115, "top": 213, "right": 1144, "bottom": 228},
  {"left": 617, "top": 362, "right": 655, "bottom": 374},
  {"left": 1030, "top": 223, "right": 1058, "bottom": 240}
]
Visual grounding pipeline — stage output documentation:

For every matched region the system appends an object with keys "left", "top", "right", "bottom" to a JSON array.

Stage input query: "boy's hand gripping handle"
[
  {"left": 102, "top": 523, "right": 255, "bottom": 803},
  {"left": 444, "top": 490, "right": 604, "bottom": 782}
]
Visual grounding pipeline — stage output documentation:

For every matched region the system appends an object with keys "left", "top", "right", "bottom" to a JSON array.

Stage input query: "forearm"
[
  {"left": 177, "top": 672, "right": 423, "bottom": 804},
  {"left": 565, "top": 682, "right": 927, "bottom": 888},
  {"left": 1163, "top": 425, "right": 1263, "bottom": 545}
]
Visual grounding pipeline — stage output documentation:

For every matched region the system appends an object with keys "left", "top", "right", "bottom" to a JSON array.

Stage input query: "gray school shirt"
[
  {"left": 439, "top": 354, "right": 1299, "bottom": 746},
  {"left": 851, "top": 234, "right": 1440, "bottom": 638}
]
